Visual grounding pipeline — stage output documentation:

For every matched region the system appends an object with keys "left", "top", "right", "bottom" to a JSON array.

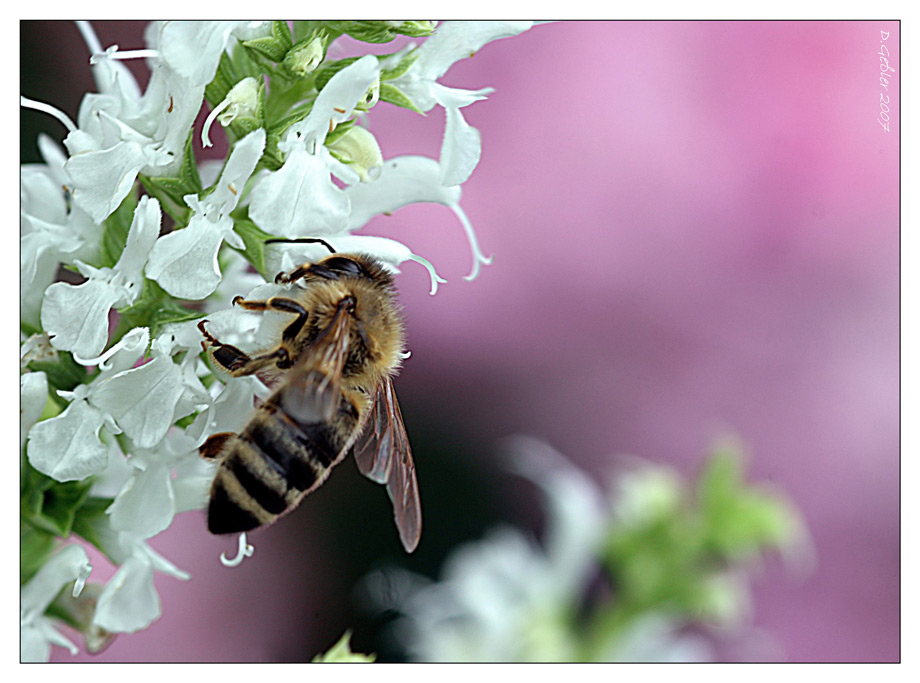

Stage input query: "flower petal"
[
  {"left": 41, "top": 279, "right": 121, "bottom": 358},
  {"left": 20, "top": 372, "right": 48, "bottom": 450},
  {"left": 92, "top": 555, "right": 160, "bottom": 633},
  {"left": 146, "top": 215, "right": 230, "bottom": 300},
  {"left": 64, "top": 140, "right": 147, "bottom": 223},
  {"left": 113, "top": 196, "right": 162, "bottom": 289},
  {"left": 27, "top": 397, "right": 109, "bottom": 482},
  {"left": 249, "top": 145, "right": 350, "bottom": 237},
  {"left": 107, "top": 460, "right": 175, "bottom": 538},
  {"left": 91, "top": 356, "right": 186, "bottom": 448}
]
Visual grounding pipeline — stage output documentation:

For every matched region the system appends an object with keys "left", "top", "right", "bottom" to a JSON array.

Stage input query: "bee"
[{"left": 197, "top": 239, "right": 421, "bottom": 552}]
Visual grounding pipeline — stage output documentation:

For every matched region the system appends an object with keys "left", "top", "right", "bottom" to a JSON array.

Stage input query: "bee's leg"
[
  {"left": 198, "top": 320, "right": 255, "bottom": 374},
  {"left": 199, "top": 319, "right": 291, "bottom": 376},
  {"left": 232, "top": 296, "right": 309, "bottom": 343}
]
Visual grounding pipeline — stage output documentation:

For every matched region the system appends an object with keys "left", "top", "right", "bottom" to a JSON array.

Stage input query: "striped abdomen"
[{"left": 207, "top": 397, "right": 359, "bottom": 535}]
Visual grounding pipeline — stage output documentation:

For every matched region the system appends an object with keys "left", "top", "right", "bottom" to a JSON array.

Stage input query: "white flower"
[
  {"left": 26, "top": 326, "right": 211, "bottom": 482},
  {"left": 20, "top": 135, "right": 103, "bottom": 329},
  {"left": 63, "top": 22, "right": 204, "bottom": 223},
  {"left": 21, "top": 545, "right": 93, "bottom": 662},
  {"left": 146, "top": 128, "right": 265, "bottom": 300},
  {"left": 20, "top": 371, "right": 48, "bottom": 450},
  {"left": 346, "top": 155, "right": 491, "bottom": 281},
  {"left": 249, "top": 55, "right": 380, "bottom": 237},
  {"left": 367, "top": 438, "right": 606, "bottom": 662},
  {"left": 155, "top": 20, "right": 271, "bottom": 86},
  {"left": 386, "top": 21, "right": 534, "bottom": 186},
  {"left": 92, "top": 535, "right": 190, "bottom": 634},
  {"left": 40, "top": 197, "right": 160, "bottom": 358}
]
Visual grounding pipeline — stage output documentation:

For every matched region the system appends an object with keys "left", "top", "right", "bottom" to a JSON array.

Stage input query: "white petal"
[
  {"left": 26, "top": 398, "right": 109, "bottom": 481},
  {"left": 158, "top": 21, "right": 247, "bottom": 86},
  {"left": 345, "top": 155, "right": 460, "bottom": 228},
  {"left": 91, "top": 356, "right": 186, "bottom": 448},
  {"left": 114, "top": 196, "right": 162, "bottom": 288},
  {"left": 208, "top": 128, "right": 266, "bottom": 215},
  {"left": 288, "top": 55, "right": 380, "bottom": 147},
  {"left": 439, "top": 104, "right": 483, "bottom": 187},
  {"left": 107, "top": 461, "right": 174, "bottom": 538},
  {"left": 20, "top": 372, "right": 48, "bottom": 450},
  {"left": 145, "top": 215, "right": 229, "bottom": 300},
  {"left": 345, "top": 156, "right": 490, "bottom": 281},
  {"left": 414, "top": 21, "right": 534, "bottom": 81},
  {"left": 21, "top": 545, "right": 93, "bottom": 615},
  {"left": 249, "top": 145, "right": 350, "bottom": 237},
  {"left": 92, "top": 555, "right": 160, "bottom": 633},
  {"left": 41, "top": 279, "right": 121, "bottom": 358},
  {"left": 64, "top": 140, "right": 147, "bottom": 223}
]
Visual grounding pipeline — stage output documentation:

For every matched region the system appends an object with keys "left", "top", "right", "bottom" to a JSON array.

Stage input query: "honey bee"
[{"left": 197, "top": 239, "right": 421, "bottom": 552}]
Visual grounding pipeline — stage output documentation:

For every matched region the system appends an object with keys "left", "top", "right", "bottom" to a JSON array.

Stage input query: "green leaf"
[
  {"left": 139, "top": 175, "right": 191, "bottom": 225},
  {"left": 100, "top": 186, "right": 139, "bottom": 268},
  {"left": 379, "top": 82, "right": 424, "bottom": 113}
]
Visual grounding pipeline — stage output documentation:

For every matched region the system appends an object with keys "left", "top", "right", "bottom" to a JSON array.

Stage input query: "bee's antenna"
[{"left": 264, "top": 237, "right": 337, "bottom": 254}]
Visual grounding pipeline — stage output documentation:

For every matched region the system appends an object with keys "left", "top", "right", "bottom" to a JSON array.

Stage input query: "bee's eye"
[{"left": 323, "top": 257, "right": 365, "bottom": 277}]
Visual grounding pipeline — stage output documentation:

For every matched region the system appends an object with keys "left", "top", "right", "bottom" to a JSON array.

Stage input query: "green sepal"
[
  {"left": 379, "top": 82, "right": 424, "bottom": 113},
  {"left": 139, "top": 176, "right": 191, "bottom": 226},
  {"left": 20, "top": 522, "right": 58, "bottom": 585},
  {"left": 229, "top": 215, "right": 273, "bottom": 278},
  {"left": 323, "top": 117, "right": 356, "bottom": 146},
  {"left": 325, "top": 20, "right": 434, "bottom": 44},
  {"left": 112, "top": 279, "right": 203, "bottom": 344},
  {"left": 262, "top": 108, "right": 313, "bottom": 170},
  {"left": 26, "top": 351, "right": 88, "bottom": 396},
  {"left": 100, "top": 185, "right": 139, "bottom": 268},
  {"left": 21, "top": 464, "right": 93, "bottom": 539},
  {"left": 380, "top": 48, "right": 420, "bottom": 81},
  {"left": 242, "top": 20, "right": 294, "bottom": 63},
  {"left": 71, "top": 497, "right": 117, "bottom": 564}
]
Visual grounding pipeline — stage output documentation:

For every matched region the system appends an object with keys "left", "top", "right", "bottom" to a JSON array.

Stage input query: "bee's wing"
[
  {"left": 354, "top": 377, "right": 422, "bottom": 552},
  {"left": 278, "top": 302, "right": 352, "bottom": 424}
]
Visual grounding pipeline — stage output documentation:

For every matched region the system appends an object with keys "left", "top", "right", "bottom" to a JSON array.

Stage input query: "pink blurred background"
[{"left": 23, "top": 21, "right": 899, "bottom": 662}]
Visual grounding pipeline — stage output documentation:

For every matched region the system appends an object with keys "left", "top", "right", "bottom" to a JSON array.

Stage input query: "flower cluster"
[
  {"left": 363, "top": 437, "right": 811, "bottom": 662},
  {"left": 20, "top": 20, "right": 535, "bottom": 662}
]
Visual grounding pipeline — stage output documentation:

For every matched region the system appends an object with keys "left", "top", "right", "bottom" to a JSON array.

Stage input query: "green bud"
[
  {"left": 327, "top": 126, "right": 384, "bottom": 181},
  {"left": 283, "top": 31, "right": 328, "bottom": 78}
]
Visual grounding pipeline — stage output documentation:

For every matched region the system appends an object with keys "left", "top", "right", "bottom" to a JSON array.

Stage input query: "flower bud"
[{"left": 327, "top": 126, "right": 383, "bottom": 181}]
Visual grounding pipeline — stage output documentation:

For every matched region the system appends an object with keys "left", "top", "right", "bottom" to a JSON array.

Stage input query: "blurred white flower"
[
  {"left": 368, "top": 438, "right": 606, "bottom": 662},
  {"left": 21, "top": 545, "right": 93, "bottom": 662}
]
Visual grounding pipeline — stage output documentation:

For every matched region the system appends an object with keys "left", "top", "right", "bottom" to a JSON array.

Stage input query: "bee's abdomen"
[{"left": 207, "top": 404, "right": 355, "bottom": 535}]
